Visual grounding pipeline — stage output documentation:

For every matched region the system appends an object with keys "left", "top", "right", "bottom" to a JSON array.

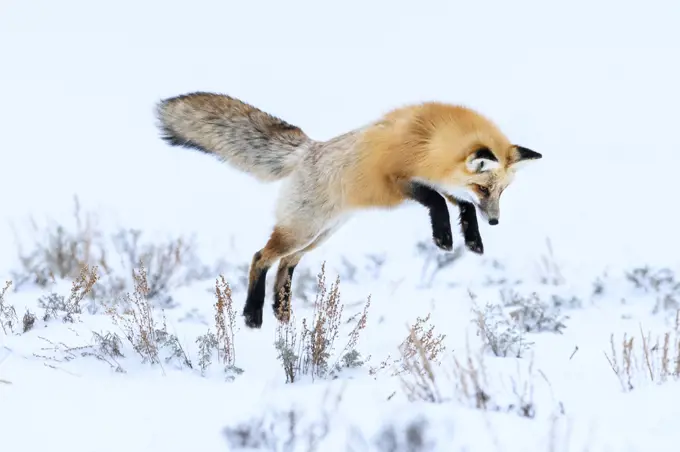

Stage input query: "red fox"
[{"left": 155, "top": 92, "right": 541, "bottom": 328}]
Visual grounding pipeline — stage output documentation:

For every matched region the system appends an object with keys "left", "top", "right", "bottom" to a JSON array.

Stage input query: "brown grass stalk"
[{"left": 0, "top": 280, "right": 17, "bottom": 334}]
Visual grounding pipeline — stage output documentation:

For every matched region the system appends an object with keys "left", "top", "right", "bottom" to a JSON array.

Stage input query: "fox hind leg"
[
  {"left": 242, "top": 168, "right": 344, "bottom": 328},
  {"left": 272, "top": 228, "right": 335, "bottom": 323},
  {"left": 243, "top": 227, "right": 311, "bottom": 329},
  {"left": 242, "top": 224, "right": 329, "bottom": 329}
]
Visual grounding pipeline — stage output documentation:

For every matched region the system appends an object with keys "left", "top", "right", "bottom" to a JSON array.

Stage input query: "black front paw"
[
  {"left": 465, "top": 237, "right": 484, "bottom": 254},
  {"left": 433, "top": 226, "right": 453, "bottom": 251},
  {"left": 462, "top": 225, "right": 484, "bottom": 254},
  {"left": 242, "top": 304, "right": 263, "bottom": 328},
  {"left": 458, "top": 202, "right": 483, "bottom": 254}
]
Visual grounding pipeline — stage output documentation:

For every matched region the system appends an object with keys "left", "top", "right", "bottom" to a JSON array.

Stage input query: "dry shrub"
[
  {"left": 275, "top": 304, "right": 300, "bottom": 384},
  {"left": 625, "top": 266, "right": 680, "bottom": 314},
  {"left": 32, "top": 332, "right": 126, "bottom": 373},
  {"left": 195, "top": 275, "right": 243, "bottom": 379},
  {"left": 215, "top": 275, "right": 238, "bottom": 368},
  {"left": 11, "top": 196, "right": 103, "bottom": 288},
  {"left": 335, "top": 253, "right": 387, "bottom": 284},
  {"left": 223, "top": 386, "right": 343, "bottom": 451},
  {"left": 105, "top": 262, "right": 191, "bottom": 369},
  {"left": 396, "top": 314, "right": 446, "bottom": 375},
  {"left": 481, "top": 259, "right": 523, "bottom": 287},
  {"left": 39, "top": 264, "right": 100, "bottom": 323},
  {"left": 109, "top": 228, "right": 216, "bottom": 302},
  {"left": 398, "top": 327, "right": 444, "bottom": 403},
  {"left": 371, "top": 417, "right": 432, "bottom": 452},
  {"left": 604, "top": 311, "right": 680, "bottom": 392},
  {"left": 626, "top": 266, "right": 678, "bottom": 292},
  {"left": 28, "top": 264, "right": 212, "bottom": 374},
  {"left": 470, "top": 290, "right": 532, "bottom": 358},
  {"left": 415, "top": 238, "right": 465, "bottom": 287},
  {"left": 22, "top": 309, "right": 36, "bottom": 333},
  {"left": 1, "top": 276, "right": 78, "bottom": 334},
  {"left": 0, "top": 280, "right": 18, "bottom": 335},
  {"left": 396, "top": 332, "right": 539, "bottom": 419},
  {"left": 274, "top": 263, "right": 371, "bottom": 383},
  {"left": 10, "top": 195, "right": 221, "bottom": 307},
  {"left": 452, "top": 344, "right": 538, "bottom": 418},
  {"left": 449, "top": 348, "right": 492, "bottom": 410},
  {"left": 65, "top": 265, "right": 100, "bottom": 320},
  {"left": 501, "top": 289, "right": 571, "bottom": 334},
  {"left": 107, "top": 263, "right": 159, "bottom": 362},
  {"left": 536, "top": 237, "right": 565, "bottom": 286},
  {"left": 291, "top": 266, "right": 321, "bottom": 306},
  {"left": 469, "top": 287, "right": 578, "bottom": 360},
  {"left": 370, "top": 314, "right": 446, "bottom": 379}
]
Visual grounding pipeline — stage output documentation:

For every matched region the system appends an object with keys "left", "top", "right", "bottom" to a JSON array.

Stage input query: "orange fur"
[
  {"left": 156, "top": 92, "right": 541, "bottom": 329},
  {"left": 343, "top": 102, "right": 517, "bottom": 209}
]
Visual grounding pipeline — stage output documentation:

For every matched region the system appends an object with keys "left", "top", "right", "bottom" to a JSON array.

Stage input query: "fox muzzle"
[{"left": 478, "top": 199, "right": 500, "bottom": 226}]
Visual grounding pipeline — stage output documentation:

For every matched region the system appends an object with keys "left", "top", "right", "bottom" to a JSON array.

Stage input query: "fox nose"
[{"left": 488, "top": 218, "right": 499, "bottom": 226}]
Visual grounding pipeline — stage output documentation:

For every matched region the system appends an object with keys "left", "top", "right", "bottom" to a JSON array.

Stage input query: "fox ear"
[
  {"left": 466, "top": 147, "right": 501, "bottom": 173},
  {"left": 509, "top": 145, "right": 542, "bottom": 169}
]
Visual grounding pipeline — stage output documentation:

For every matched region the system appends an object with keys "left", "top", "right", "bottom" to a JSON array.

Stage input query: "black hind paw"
[
  {"left": 272, "top": 301, "right": 291, "bottom": 323},
  {"left": 242, "top": 305, "right": 263, "bottom": 329}
]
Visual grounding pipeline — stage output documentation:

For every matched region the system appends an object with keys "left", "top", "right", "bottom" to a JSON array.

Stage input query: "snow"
[{"left": 2, "top": 0, "right": 680, "bottom": 450}]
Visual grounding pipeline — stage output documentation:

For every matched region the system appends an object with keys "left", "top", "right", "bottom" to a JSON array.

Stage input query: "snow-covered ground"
[{"left": 2, "top": 0, "right": 680, "bottom": 451}]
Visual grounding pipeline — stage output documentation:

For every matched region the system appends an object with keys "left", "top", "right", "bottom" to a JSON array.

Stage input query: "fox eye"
[{"left": 475, "top": 184, "right": 490, "bottom": 196}]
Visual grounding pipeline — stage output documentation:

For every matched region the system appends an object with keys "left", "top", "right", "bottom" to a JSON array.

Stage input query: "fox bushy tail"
[{"left": 155, "top": 92, "right": 311, "bottom": 182}]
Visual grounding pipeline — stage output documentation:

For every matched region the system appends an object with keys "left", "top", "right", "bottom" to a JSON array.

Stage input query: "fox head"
[
  {"left": 456, "top": 145, "right": 542, "bottom": 225},
  {"left": 375, "top": 102, "right": 542, "bottom": 223},
  {"left": 404, "top": 103, "right": 543, "bottom": 225}
]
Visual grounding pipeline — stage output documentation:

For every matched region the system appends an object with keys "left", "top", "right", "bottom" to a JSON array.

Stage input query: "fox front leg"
[
  {"left": 406, "top": 181, "right": 453, "bottom": 251},
  {"left": 442, "top": 193, "right": 484, "bottom": 254},
  {"left": 456, "top": 200, "right": 484, "bottom": 254}
]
